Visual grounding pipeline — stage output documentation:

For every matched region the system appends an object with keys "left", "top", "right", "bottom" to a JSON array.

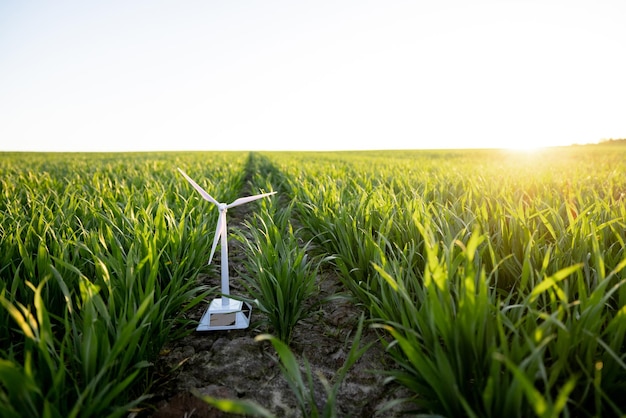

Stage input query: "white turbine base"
[{"left": 196, "top": 298, "right": 252, "bottom": 331}]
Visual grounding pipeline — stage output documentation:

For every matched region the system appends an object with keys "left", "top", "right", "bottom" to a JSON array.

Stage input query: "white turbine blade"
[
  {"left": 177, "top": 168, "right": 220, "bottom": 206},
  {"left": 227, "top": 191, "right": 277, "bottom": 209},
  {"left": 208, "top": 211, "right": 227, "bottom": 264}
]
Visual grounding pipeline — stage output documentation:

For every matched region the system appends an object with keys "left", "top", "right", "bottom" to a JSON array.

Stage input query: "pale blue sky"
[{"left": 1, "top": 0, "right": 624, "bottom": 152}]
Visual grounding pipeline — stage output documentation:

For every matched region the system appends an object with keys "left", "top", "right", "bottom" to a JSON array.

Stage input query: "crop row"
[
  {"left": 0, "top": 152, "right": 248, "bottom": 417},
  {"left": 259, "top": 147, "right": 626, "bottom": 417}
]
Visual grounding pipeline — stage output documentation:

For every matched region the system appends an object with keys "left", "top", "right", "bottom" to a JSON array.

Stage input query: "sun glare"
[{"left": 504, "top": 144, "right": 546, "bottom": 152}]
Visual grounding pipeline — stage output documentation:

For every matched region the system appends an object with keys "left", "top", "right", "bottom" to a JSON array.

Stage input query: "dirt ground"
[{"left": 143, "top": 271, "right": 415, "bottom": 417}]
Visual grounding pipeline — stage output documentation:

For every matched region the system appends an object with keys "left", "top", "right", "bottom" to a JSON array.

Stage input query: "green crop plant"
[
  {"left": 258, "top": 146, "right": 626, "bottom": 417},
  {"left": 0, "top": 152, "right": 247, "bottom": 416},
  {"left": 238, "top": 201, "right": 328, "bottom": 344}
]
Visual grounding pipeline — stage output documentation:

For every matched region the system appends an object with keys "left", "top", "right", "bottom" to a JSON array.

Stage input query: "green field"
[{"left": 1, "top": 146, "right": 626, "bottom": 417}]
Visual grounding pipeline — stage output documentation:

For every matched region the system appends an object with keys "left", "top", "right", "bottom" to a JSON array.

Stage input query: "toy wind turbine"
[{"left": 178, "top": 168, "right": 276, "bottom": 331}]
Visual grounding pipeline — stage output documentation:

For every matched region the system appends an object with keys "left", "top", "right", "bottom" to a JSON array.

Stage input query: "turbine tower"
[{"left": 178, "top": 168, "right": 276, "bottom": 331}]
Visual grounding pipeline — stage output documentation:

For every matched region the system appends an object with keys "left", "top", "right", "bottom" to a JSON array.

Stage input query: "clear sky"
[{"left": 1, "top": 1, "right": 624, "bottom": 152}]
